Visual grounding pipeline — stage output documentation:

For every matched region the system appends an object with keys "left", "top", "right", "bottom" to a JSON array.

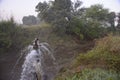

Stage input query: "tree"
[
  {"left": 54, "top": 0, "right": 72, "bottom": 11},
  {"left": 71, "top": 0, "right": 83, "bottom": 15},
  {"left": 117, "top": 13, "right": 120, "bottom": 28},
  {"left": 36, "top": 0, "right": 73, "bottom": 35},
  {"left": 36, "top": 0, "right": 72, "bottom": 22},
  {"left": 22, "top": 15, "right": 37, "bottom": 25},
  {"left": 35, "top": 1, "right": 111, "bottom": 39},
  {"left": 68, "top": 4, "right": 109, "bottom": 40},
  {"left": 85, "top": 4, "right": 109, "bottom": 21},
  {"left": 35, "top": 1, "right": 49, "bottom": 21},
  {"left": 35, "top": 0, "right": 84, "bottom": 34},
  {"left": 107, "top": 12, "right": 116, "bottom": 31}
]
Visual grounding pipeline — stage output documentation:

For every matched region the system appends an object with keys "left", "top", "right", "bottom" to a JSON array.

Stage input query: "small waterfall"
[
  {"left": 10, "top": 45, "right": 33, "bottom": 80},
  {"left": 20, "top": 42, "right": 57, "bottom": 80}
]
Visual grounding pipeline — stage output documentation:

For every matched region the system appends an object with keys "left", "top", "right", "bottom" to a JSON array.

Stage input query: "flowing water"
[
  {"left": 10, "top": 45, "right": 33, "bottom": 80},
  {"left": 19, "top": 42, "right": 58, "bottom": 80}
]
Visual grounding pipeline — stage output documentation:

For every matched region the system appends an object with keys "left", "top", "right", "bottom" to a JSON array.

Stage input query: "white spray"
[{"left": 20, "top": 39, "right": 57, "bottom": 80}]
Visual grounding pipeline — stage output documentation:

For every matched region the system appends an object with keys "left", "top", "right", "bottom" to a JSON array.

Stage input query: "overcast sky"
[{"left": 0, "top": 0, "right": 120, "bottom": 23}]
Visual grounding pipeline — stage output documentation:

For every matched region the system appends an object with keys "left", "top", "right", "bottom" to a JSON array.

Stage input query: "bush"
[
  {"left": 0, "top": 19, "right": 16, "bottom": 52},
  {"left": 68, "top": 17, "right": 107, "bottom": 40},
  {"left": 0, "top": 19, "right": 31, "bottom": 53},
  {"left": 74, "top": 35, "right": 120, "bottom": 72},
  {"left": 56, "top": 68, "right": 120, "bottom": 80}
]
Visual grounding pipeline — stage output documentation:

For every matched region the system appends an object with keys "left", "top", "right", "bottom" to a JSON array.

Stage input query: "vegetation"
[
  {"left": 0, "top": 19, "right": 77, "bottom": 54},
  {"left": 0, "top": 18, "right": 47, "bottom": 53},
  {"left": 1, "top": 0, "right": 120, "bottom": 80},
  {"left": 69, "top": 17, "right": 108, "bottom": 40},
  {"left": 56, "top": 68, "right": 120, "bottom": 80},
  {"left": 0, "top": 18, "right": 35, "bottom": 53},
  {"left": 22, "top": 15, "right": 39, "bottom": 25},
  {"left": 74, "top": 35, "right": 120, "bottom": 71},
  {"left": 35, "top": 0, "right": 120, "bottom": 39},
  {"left": 55, "top": 35, "right": 120, "bottom": 80}
]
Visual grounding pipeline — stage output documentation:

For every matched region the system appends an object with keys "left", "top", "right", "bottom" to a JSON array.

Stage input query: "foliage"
[
  {"left": 0, "top": 19, "right": 15, "bottom": 52},
  {"left": 116, "top": 13, "right": 120, "bottom": 29},
  {"left": 0, "top": 19, "right": 31, "bottom": 53},
  {"left": 69, "top": 17, "right": 108, "bottom": 40},
  {"left": 35, "top": 0, "right": 120, "bottom": 39},
  {"left": 22, "top": 15, "right": 38, "bottom": 25},
  {"left": 55, "top": 68, "right": 120, "bottom": 80},
  {"left": 67, "top": 4, "right": 110, "bottom": 40},
  {"left": 0, "top": 19, "right": 76, "bottom": 54},
  {"left": 35, "top": 1, "right": 50, "bottom": 22},
  {"left": 74, "top": 35, "right": 120, "bottom": 72},
  {"left": 35, "top": 0, "right": 82, "bottom": 35},
  {"left": 36, "top": 0, "right": 72, "bottom": 22},
  {"left": 85, "top": 4, "right": 109, "bottom": 21},
  {"left": 107, "top": 12, "right": 116, "bottom": 31}
]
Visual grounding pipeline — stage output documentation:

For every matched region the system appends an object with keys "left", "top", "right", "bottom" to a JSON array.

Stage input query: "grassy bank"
[
  {"left": 74, "top": 35, "right": 120, "bottom": 71},
  {"left": 55, "top": 35, "right": 120, "bottom": 80},
  {"left": 56, "top": 68, "right": 120, "bottom": 80}
]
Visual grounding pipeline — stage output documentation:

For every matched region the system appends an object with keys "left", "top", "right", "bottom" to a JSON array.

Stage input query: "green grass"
[
  {"left": 74, "top": 35, "right": 120, "bottom": 71},
  {"left": 55, "top": 35, "right": 120, "bottom": 80},
  {"left": 55, "top": 68, "right": 120, "bottom": 80}
]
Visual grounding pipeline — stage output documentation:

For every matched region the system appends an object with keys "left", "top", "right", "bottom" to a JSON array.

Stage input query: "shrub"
[
  {"left": 74, "top": 35, "right": 120, "bottom": 72},
  {"left": 0, "top": 19, "right": 16, "bottom": 52},
  {"left": 68, "top": 17, "right": 107, "bottom": 40},
  {"left": 0, "top": 19, "right": 31, "bottom": 53},
  {"left": 56, "top": 68, "right": 120, "bottom": 80}
]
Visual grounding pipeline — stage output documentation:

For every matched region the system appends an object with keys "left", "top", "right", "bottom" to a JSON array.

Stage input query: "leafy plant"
[
  {"left": 74, "top": 35, "right": 120, "bottom": 71},
  {"left": 56, "top": 68, "right": 120, "bottom": 80},
  {"left": 0, "top": 19, "right": 31, "bottom": 53}
]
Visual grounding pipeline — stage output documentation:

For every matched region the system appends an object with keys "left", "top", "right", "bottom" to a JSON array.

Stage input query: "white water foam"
[{"left": 20, "top": 42, "right": 57, "bottom": 80}]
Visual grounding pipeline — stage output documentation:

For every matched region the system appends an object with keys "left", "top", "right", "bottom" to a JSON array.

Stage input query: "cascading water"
[{"left": 20, "top": 40, "right": 57, "bottom": 80}]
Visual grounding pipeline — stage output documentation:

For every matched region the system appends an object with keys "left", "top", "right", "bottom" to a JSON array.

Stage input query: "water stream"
[{"left": 19, "top": 42, "right": 58, "bottom": 80}]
